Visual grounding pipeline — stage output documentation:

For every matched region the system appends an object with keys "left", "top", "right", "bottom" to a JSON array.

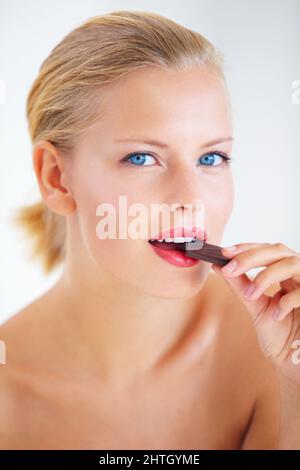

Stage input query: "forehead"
[{"left": 89, "top": 66, "right": 232, "bottom": 144}]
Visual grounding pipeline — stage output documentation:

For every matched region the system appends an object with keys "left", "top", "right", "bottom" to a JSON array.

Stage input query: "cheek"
[
  {"left": 202, "top": 173, "right": 235, "bottom": 234},
  {"left": 72, "top": 159, "right": 137, "bottom": 225},
  {"left": 71, "top": 163, "right": 152, "bottom": 266}
]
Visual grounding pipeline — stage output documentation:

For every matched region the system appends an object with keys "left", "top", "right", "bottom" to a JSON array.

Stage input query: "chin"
[{"left": 138, "top": 270, "right": 209, "bottom": 299}]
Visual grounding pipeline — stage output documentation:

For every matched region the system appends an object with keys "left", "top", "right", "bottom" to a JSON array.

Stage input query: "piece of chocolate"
[
  {"left": 184, "top": 241, "right": 231, "bottom": 266},
  {"left": 148, "top": 238, "right": 231, "bottom": 266}
]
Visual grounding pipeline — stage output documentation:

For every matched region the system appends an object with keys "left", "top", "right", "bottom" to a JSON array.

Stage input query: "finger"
[
  {"left": 241, "top": 255, "right": 300, "bottom": 301},
  {"left": 221, "top": 242, "right": 272, "bottom": 259},
  {"left": 222, "top": 242, "right": 299, "bottom": 259},
  {"left": 220, "top": 243, "right": 297, "bottom": 278},
  {"left": 211, "top": 265, "right": 297, "bottom": 361},
  {"left": 211, "top": 264, "right": 271, "bottom": 324},
  {"left": 274, "top": 288, "right": 300, "bottom": 321}
]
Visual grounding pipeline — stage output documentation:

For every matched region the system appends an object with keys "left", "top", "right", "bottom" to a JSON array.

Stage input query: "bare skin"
[
  {"left": 0, "top": 65, "right": 281, "bottom": 449},
  {"left": 0, "top": 272, "right": 280, "bottom": 450}
]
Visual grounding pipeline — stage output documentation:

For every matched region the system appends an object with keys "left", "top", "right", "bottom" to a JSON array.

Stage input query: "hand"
[{"left": 211, "top": 242, "right": 300, "bottom": 387}]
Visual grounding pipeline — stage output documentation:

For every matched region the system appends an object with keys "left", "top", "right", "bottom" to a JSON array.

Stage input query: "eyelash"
[{"left": 121, "top": 151, "right": 233, "bottom": 168}]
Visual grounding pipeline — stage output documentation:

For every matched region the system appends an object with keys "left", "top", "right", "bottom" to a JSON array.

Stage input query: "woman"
[{"left": 1, "top": 10, "right": 299, "bottom": 450}]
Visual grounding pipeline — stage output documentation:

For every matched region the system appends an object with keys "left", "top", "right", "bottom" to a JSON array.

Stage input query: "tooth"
[{"left": 153, "top": 236, "right": 197, "bottom": 243}]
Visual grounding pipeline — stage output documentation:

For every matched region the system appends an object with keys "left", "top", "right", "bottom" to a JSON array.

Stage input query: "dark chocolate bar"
[
  {"left": 184, "top": 241, "right": 231, "bottom": 266},
  {"left": 149, "top": 238, "right": 231, "bottom": 266}
]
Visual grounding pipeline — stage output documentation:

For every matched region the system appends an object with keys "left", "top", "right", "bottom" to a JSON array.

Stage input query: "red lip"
[
  {"left": 148, "top": 241, "right": 201, "bottom": 268},
  {"left": 149, "top": 226, "right": 207, "bottom": 241},
  {"left": 148, "top": 226, "right": 207, "bottom": 268}
]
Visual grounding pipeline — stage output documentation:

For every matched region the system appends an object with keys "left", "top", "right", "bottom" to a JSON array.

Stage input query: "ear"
[{"left": 32, "top": 140, "right": 76, "bottom": 215}]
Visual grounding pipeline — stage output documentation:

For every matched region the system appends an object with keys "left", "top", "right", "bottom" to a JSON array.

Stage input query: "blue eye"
[
  {"left": 198, "top": 152, "right": 231, "bottom": 167},
  {"left": 121, "top": 151, "right": 232, "bottom": 168},
  {"left": 124, "top": 152, "right": 156, "bottom": 166}
]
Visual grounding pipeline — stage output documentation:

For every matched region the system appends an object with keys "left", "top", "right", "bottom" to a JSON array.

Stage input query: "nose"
[
  {"left": 163, "top": 166, "right": 205, "bottom": 226},
  {"left": 166, "top": 165, "right": 205, "bottom": 208}
]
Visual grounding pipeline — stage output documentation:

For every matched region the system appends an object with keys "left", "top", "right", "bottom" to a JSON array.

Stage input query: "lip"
[
  {"left": 148, "top": 242, "right": 201, "bottom": 267},
  {"left": 149, "top": 226, "right": 207, "bottom": 241},
  {"left": 148, "top": 225, "right": 206, "bottom": 268}
]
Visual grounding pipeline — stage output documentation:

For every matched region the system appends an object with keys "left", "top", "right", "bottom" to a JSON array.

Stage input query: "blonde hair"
[{"left": 11, "top": 10, "right": 225, "bottom": 275}]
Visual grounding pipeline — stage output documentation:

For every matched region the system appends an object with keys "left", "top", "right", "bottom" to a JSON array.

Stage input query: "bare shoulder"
[
  {"left": 0, "top": 333, "right": 22, "bottom": 449},
  {"left": 0, "top": 298, "right": 50, "bottom": 449},
  {"left": 0, "top": 289, "right": 55, "bottom": 364},
  {"left": 0, "top": 357, "right": 43, "bottom": 450}
]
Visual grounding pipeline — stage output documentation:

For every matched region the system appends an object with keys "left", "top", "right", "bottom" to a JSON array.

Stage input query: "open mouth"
[
  {"left": 147, "top": 236, "right": 205, "bottom": 267},
  {"left": 147, "top": 227, "right": 207, "bottom": 267},
  {"left": 148, "top": 236, "right": 198, "bottom": 251}
]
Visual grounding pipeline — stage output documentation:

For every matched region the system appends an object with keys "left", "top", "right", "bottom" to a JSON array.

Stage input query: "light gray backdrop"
[{"left": 0, "top": 0, "right": 299, "bottom": 322}]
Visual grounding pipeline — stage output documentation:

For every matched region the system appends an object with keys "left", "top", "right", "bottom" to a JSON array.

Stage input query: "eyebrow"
[{"left": 114, "top": 136, "right": 234, "bottom": 148}]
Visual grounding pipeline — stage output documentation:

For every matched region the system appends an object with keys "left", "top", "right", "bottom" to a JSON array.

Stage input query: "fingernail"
[
  {"left": 244, "top": 284, "right": 255, "bottom": 299},
  {"left": 222, "top": 260, "right": 238, "bottom": 274},
  {"left": 223, "top": 245, "right": 237, "bottom": 252},
  {"left": 272, "top": 308, "right": 281, "bottom": 321}
]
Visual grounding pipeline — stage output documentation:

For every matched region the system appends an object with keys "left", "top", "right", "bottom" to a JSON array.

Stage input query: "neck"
[{"left": 47, "top": 263, "right": 208, "bottom": 386}]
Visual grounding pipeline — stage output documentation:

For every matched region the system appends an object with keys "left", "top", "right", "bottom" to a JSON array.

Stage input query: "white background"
[{"left": 0, "top": 0, "right": 299, "bottom": 323}]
